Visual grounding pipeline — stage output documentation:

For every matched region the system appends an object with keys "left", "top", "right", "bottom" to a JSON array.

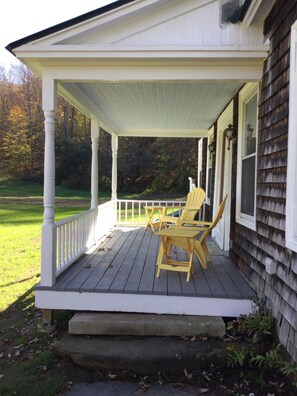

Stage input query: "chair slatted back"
[
  {"left": 180, "top": 188, "right": 205, "bottom": 221},
  {"left": 199, "top": 195, "right": 227, "bottom": 244}
]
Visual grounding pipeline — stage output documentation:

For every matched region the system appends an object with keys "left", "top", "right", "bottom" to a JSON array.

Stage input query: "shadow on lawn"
[{"left": 0, "top": 275, "right": 40, "bottom": 289}]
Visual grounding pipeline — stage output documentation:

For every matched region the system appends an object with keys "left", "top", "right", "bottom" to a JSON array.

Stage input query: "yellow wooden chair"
[
  {"left": 169, "top": 195, "right": 227, "bottom": 270},
  {"left": 159, "top": 187, "right": 205, "bottom": 229}
]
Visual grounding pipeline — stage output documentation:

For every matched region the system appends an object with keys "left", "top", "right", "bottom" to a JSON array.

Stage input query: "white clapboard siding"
[{"left": 56, "top": 0, "right": 264, "bottom": 48}]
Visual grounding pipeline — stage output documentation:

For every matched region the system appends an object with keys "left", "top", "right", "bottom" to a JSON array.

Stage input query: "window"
[
  {"left": 286, "top": 21, "right": 297, "bottom": 252},
  {"left": 236, "top": 83, "right": 258, "bottom": 230}
]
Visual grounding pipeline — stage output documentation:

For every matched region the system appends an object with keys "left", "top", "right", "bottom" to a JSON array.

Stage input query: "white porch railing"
[
  {"left": 55, "top": 209, "right": 97, "bottom": 274},
  {"left": 55, "top": 200, "right": 117, "bottom": 275},
  {"left": 54, "top": 198, "right": 205, "bottom": 277},
  {"left": 116, "top": 199, "right": 187, "bottom": 226}
]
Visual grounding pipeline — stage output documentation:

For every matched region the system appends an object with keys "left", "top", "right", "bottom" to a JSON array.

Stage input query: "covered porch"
[{"left": 7, "top": 0, "right": 272, "bottom": 319}]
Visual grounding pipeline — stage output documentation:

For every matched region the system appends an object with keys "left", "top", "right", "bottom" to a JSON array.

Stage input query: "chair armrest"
[
  {"left": 176, "top": 219, "right": 212, "bottom": 228},
  {"left": 163, "top": 206, "right": 184, "bottom": 216}
]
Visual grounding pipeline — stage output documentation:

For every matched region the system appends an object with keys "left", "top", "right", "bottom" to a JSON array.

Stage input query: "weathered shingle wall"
[{"left": 230, "top": 0, "right": 297, "bottom": 362}]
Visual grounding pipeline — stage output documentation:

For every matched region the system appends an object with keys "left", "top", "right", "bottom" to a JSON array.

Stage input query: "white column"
[
  {"left": 91, "top": 118, "right": 100, "bottom": 210},
  {"left": 41, "top": 110, "right": 56, "bottom": 286},
  {"left": 111, "top": 134, "right": 118, "bottom": 200}
]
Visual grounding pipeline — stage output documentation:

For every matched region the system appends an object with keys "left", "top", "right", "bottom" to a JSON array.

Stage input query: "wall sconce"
[
  {"left": 224, "top": 124, "right": 235, "bottom": 150},
  {"left": 208, "top": 140, "right": 216, "bottom": 158},
  {"left": 247, "top": 123, "right": 255, "bottom": 139}
]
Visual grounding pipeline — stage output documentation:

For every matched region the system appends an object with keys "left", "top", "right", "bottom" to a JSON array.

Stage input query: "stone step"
[
  {"left": 53, "top": 334, "right": 242, "bottom": 375},
  {"left": 68, "top": 313, "right": 226, "bottom": 338}
]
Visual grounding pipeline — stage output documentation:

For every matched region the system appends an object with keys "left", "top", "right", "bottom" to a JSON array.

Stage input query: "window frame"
[
  {"left": 236, "top": 83, "right": 259, "bottom": 231},
  {"left": 286, "top": 21, "right": 297, "bottom": 252},
  {"left": 197, "top": 138, "right": 203, "bottom": 189}
]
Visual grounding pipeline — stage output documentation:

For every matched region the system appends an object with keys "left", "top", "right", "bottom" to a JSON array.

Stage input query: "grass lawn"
[{"left": 0, "top": 178, "right": 93, "bottom": 312}]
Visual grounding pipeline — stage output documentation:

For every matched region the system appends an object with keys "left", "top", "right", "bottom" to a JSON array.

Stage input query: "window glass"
[
  {"left": 207, "top": 167, "right": 212, "bottom": 199},
  {"left": 243, "top": 95, "right": 257, "bottom": 156},
  {"left": 241, "top": 156, "right": 255, "bottom": 216}
]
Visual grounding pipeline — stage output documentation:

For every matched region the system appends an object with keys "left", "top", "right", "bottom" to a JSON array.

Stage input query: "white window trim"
[
  {"left": 286, "top": 21, "right": 297, "bottom": 252},
  {"left": 236, "top": 83, "right": 259, "bottom": 231},
  {"left": 197, "top": 138, "right": 203, "bottom": 188},
  {"left": 206, "top": 128, "right": 214, "bottom": 205}
]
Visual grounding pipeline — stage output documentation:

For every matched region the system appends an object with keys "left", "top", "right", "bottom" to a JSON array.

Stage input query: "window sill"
[
  {"left": 236, "top": 216, "right": 256, "bottom": 232},
  {"left": 285, "top": 239, "right": 297, "bottom": 253}
]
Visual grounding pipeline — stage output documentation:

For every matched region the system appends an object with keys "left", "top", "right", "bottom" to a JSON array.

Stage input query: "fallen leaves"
[
  {"left": 184, "top": 368, "right": 192, "bottom": 379},
  {"left": 138, "top": 379, "right": 150, "bottom": 392}
]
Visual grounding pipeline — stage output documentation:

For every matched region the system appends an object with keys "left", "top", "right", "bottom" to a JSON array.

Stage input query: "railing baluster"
[
  {"left": 55, "top": 200, "right": 188, "bottom": 276},
  {"left": 115, "top": 199, "right": 187, "bottom": 226}
]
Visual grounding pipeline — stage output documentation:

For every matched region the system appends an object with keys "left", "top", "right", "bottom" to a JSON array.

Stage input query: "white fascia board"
[
  {"left": 118, "top": 129, "right": 209, "bottom": 138},
  {"left": 14, "top": 44, "right": 269, "bottom": 57},
  {"left": 15, "top": 58, "right": 264, "bottom": 81},
  {"left": 35, "top": 290, "right": 254, "bottom": 317},
  {"left": 243, "top": 0, "right": 277, "bottom": 27},
  {"left": 33, "top": 0, "right": 162, "bottom": 45},
  {"left": 243, "top": 0, "right": 263, "bottom": 26}
]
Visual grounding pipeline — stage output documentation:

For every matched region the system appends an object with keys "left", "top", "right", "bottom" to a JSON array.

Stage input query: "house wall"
[{"left": 230, "top": 0, "right": 297, "bottom": 362}]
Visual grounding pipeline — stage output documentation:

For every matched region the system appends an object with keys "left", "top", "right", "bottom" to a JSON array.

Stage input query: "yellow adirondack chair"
[
  {"left": 169, "top": 195, "right": 227, "bottom": 270},
  {"left": 159, "top": 187, "right": 205, "bottom": 229}
]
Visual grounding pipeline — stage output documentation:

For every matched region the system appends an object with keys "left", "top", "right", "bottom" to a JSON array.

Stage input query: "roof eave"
[
  {"left": 5, "top": 0, "right": 136, "bottom": 55},
  {"left": 242, "top": 0, "right": 277, "bottom": 26}
]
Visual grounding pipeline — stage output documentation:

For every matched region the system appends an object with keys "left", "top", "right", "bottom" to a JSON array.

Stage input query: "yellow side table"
[
  {"left": 143, "top": 206, "right": 165, "bottom": 232},
  {"left": 155, "top": 228, "right": 200, "bottom": 281}
]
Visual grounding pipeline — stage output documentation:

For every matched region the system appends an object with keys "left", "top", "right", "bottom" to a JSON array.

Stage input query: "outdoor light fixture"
[
  {"left": 224, "top": 124, "right": 235, "bottom": 150},
  {"left": 208, "top": 140, "right": 216, "bottom": 158},
  {"left": 247, "top": 123, "right": 255, "bottom": 139}
]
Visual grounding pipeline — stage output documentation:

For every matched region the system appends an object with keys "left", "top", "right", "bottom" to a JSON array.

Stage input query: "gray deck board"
[
  {"left": 124, "top": 229, "right": 153, "bottom": 294},
  {"left": 219, "top": 256, "right": 255, "bottom": 298},
  {"left": 80, "top": 231, "right": 131, "bottom": 292},
  {"left": 55, "top": 230, "right": 122, "bottom": 291},
  {"left": 95, "top": 230, "right": 137, "bottom": 293},
  {"left": 109, "top": 228, "right": 145, "bottom": 293},
  {"left": 178, "top": 249, "right": 197, "bottom": 297},
  {"left": 210, "top": 256, "right": 243, "bottom": 299},
  {"left": 39, "top": 227, "right": 257, "bottom": 300},
  {"left": 138, "top": 232, "right": 159, "bottom": 294}
]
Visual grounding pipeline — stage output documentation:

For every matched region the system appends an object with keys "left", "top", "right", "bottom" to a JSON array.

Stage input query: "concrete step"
[
  {"left": 69, "top": 313, "right": 226, "bottom": 338},
  {"left": 53, "top": 334, "right": 243, "bottom": 375}
]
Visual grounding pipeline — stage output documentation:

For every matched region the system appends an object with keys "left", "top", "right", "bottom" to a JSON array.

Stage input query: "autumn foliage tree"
[{"left": 0, "top": 63, "right": 197, "bottom": 194}]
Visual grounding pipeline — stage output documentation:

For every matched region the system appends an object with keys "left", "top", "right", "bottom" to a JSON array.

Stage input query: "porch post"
[
  {"left": 91, "top": 117, "right": 100, "bottom": 210},
  {"left": 41, "top": 77, "right": 57, "bottom": 286},
  {"left": 111, "top": 133, "right": 118, "bottom": 200}
]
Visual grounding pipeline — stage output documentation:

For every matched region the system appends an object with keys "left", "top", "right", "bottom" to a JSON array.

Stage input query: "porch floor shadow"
[{"left": 38, "top": 227, "right": 256, "bottom": 300}]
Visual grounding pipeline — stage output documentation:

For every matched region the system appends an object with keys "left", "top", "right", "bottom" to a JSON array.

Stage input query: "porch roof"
[{"left": 6, "top": 0, "right": 274, "bottom": 137}]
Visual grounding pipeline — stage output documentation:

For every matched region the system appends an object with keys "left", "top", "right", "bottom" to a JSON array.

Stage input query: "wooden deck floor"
[{"left": 39, "top": 227, "right": 255, "bottom": 301}]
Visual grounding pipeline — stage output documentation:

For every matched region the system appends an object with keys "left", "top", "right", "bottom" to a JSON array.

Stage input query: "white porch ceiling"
[{"left": 61, "top": 80, "right": 244, "bottom": 137}]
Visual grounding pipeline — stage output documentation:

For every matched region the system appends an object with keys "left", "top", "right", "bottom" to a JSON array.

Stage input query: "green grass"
[
  {"left": 0, "top": 179, "right": 96, "bottom": 312},
  {"left": 0, "top": 178, "right": 138, "bottom": 201},
  {"left": 0, "top": 203, "right": 87, "bottom": 312}
]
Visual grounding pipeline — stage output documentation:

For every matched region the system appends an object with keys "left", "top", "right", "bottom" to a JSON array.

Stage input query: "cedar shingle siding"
[{"left": 230, "top": 0, "right": 297, "bottom": 362}]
